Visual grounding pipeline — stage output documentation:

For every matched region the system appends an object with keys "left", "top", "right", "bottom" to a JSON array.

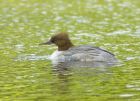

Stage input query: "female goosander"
[{"left": 40, "top": 33, "right": 117, "bottom": 64}]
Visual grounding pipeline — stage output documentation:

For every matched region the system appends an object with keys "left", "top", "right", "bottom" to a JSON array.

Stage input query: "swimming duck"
[{"left": 40, "top": 32, "right": 117, "bottom": 64}]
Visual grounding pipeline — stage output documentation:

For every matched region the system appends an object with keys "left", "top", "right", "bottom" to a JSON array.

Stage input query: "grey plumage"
[{"left": 59, "top": 45, "right": 117, "bottom": 63}]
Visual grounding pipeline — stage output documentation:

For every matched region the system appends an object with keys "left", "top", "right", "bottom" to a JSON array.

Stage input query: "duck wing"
[{"left": 63, "top": 45, "right": 117, "bottom": 63}]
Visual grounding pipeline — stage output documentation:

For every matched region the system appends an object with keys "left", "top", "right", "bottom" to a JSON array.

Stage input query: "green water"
[{"left": 0, "top": 0, "right": 140, "bottom": 101}]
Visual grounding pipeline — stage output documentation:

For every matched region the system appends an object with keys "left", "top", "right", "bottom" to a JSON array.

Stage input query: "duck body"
[{"left": 49, "top": 45, "right": 117, "bottom": 63}]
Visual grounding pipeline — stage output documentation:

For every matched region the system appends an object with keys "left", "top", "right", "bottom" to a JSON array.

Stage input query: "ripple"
[
  {"left": 107, "top": 30, "right": 131, "bottom": 36},
  {"left": 15, "top": 44, "right": 24, "bottom": 51},
  {"left": 126, "top": 84, "right": 135, "bottom": 88},
  {"left": 15, "top": 54, "right": 49, "bottom": 61},
  {"left": 130, "top": 28, "right": 140, "bottom": 37},
  {"left": 126, "top": 84, "right": 140, "bottom": 91},
  {"left": 126, "top": 56, "right": 140, "bottom": 61},
  {"left": 75, "top": 33, "right": 101, "bottom": 39},
  {"left": 119, "top": 94, "right": 136, "bottom": 98}
]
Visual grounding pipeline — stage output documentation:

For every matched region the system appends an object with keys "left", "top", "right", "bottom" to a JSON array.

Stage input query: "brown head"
[{"left": 40, "top": 32, "right": 74, "bottom": 51}]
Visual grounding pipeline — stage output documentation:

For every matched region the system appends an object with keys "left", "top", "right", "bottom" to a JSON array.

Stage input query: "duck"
[{"left": 40, "top": 32, "right": 117, "bottom": 65}]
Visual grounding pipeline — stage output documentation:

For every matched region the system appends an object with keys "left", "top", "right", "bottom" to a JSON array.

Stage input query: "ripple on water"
[
  {"left": 75, "top": 33, "right": 102, "bottom": 39},
  {"left": 107, "top": 30, "right": 131, "bottom": 36},
  {"left": 15, "top": 54, "right": 49, "bottom": 61},
  {"left": 126, "top": 56, "right": 140, "bottom": 61},
  {"left": 126, "top": 84, "right": 140, "bottom": 91},
  {"left": 119, "top": 94, "right": 136, "bottom": 98},
  {"left": 130, "top": 28, "right": 140, "bottom": 37},
  {"left": 106, "top": 29, "right": 140, "bottom": 38},
  {"left": 15, "top": 44, "right": 24, "bottom": 51}
]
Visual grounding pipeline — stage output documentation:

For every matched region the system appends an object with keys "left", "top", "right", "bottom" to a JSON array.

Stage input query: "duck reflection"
[
  {"left": 52, "top": 60, "right": 117, "bottom": 68},
  {"left": 50, "top": 62, "right": 73, "bottom": 101},
  {"left": 50, "top": 60, "right": 116, "bottom": 101}
]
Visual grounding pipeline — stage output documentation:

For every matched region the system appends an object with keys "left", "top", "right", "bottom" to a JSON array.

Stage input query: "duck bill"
[{"left": 39, "top": 40, "right": 53, "bottom": 45}]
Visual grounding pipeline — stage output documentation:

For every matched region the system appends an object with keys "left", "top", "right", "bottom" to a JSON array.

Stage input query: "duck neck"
[{"left": 58, "top": 41, "right": 74, "bottom": 51}]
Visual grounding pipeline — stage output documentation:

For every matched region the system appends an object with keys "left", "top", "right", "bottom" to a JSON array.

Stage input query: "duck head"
[{"left": 40, "top": 32, "right": 74, "bottom": 51}]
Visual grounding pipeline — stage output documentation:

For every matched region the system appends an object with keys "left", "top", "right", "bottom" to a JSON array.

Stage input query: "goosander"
[{"left": 40, "top": 33, "right": 117, "bottom": 65}]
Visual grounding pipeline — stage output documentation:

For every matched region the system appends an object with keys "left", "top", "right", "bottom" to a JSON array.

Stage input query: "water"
[{"left": 0, "top": 0, "right": 140, "bottom": 101}]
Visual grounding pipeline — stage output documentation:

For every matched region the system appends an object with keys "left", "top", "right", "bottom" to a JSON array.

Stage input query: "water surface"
[{"left": 0, "top": 0, "right": 140, "bottom": 101}]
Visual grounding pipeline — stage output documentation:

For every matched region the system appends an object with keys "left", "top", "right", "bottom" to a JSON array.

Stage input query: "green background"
[{"left": 0, "top": 0, "right": 140, "bottom": 101}]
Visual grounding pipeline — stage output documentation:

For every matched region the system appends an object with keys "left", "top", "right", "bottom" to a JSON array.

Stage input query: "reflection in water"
[
  {"left": 52, "top": 61, "right": 117, "bottom": 68},
  {"left": 50, "top": 61, "right": 116, "bottom": 100},
  {"left": 50, "top": 63, "right": 73, "bottom": 101}
]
